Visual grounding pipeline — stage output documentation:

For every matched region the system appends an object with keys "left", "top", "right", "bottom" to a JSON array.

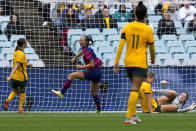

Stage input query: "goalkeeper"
[{"left": 138, "top": 72, "right": 196, "bottom": 113}]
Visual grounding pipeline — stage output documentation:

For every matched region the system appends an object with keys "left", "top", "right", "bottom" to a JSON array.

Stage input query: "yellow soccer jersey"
[
  {"left": 139, "top": 82, "right": 157, "bottom": 113},
  {"left": 115, "top": 21, "right": 155, "bottom": 69},
  {"left": 11, "top": 49, "right": 28, "bottom": 81}
]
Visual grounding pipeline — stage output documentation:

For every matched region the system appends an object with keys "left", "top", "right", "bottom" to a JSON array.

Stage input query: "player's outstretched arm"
[
  {"left": 177, "top": 103, "right": 196, "bottom": 113},
  {"left": 71, "top": 51, "right": 82, "bottom": 63}
]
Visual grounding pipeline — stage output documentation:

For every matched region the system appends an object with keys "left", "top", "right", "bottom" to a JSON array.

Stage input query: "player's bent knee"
[{"left": 20, "top": 88, "right": 26, "bottom": 93}]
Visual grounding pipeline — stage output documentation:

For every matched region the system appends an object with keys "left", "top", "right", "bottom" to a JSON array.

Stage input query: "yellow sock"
[
  {"left": 126, "top": 91, "right": 139, "bottom": 119},
  {"left": 8, "top": 92, "right": 18, "bottom": 102},
  {"left": 19, "top": 93, "right": 25, "bottom": 110}
]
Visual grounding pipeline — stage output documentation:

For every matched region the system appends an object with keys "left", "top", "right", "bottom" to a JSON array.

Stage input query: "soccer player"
[
  {"left": 114, "top": 1, "right": 155, "bottom": 124},
  {"left": 139, "top": 72, "right": 196, "bottom": 113},
  {"left": 52, "top": 35, "right": 103, "bottom": 113},
  {"left": 4, "top": 38, "right": 32, "bottom": 113}
]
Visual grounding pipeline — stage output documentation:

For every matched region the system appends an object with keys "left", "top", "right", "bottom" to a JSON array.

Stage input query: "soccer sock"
[
  {"left": 8, "top": 92, "right": 18, "bottom": 102},
  {"left": 93, "top": 95, "right": 101, "bottom": 111},
  {"left": 61, "top": 79, "right": 72, "bottom": 94},
  {"left": 154, "top": 89, "right": 169, "bottom": 96},
  {"left": 126, "top": 91, "right": 139, "bottom": 119},
  {"left": 19, "top": 93, "right": 25, "bottom": 110}
]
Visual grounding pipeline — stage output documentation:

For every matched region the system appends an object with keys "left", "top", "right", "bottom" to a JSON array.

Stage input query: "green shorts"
[
  {"left": 126, "top": 67, "right": 147, "bottom": 79},
  {"left": 10, "top": 79, "right": 27, "bottom": 89}
]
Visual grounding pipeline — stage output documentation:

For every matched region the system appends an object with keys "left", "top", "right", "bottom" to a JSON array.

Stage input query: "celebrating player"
[
  {"left": 4, "top": 38, "right": 32, "bottom": 113},
  {"left": 139, "top": 72, "right": 196, "bottom": 113},
  {"left": 114, "top": 1, "right": 155, "bottom": 124},
  {"left": 52, "top": 35, "right": 103, "bottom": 113}
]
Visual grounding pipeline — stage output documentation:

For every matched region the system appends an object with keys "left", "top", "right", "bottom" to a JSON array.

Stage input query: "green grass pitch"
[{"left": 0, "top": 112, "right": 196, "bottom": 131}]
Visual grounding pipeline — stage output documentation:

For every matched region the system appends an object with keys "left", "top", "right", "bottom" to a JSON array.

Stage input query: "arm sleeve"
[
  {"left": 16, "top": 53, "right": 24, "bottom": 64},
  {"left": 177, "top": 108, "right": 189, "bottom": 113},
  {"left": 144, "top": 84, "right": 152, "bottom": 94},
  {"left": 114, "top": 28, "right": 126, "bottom": 64},
  {"left": 147, "top": 28, "right": 155, "bottom": 62}
]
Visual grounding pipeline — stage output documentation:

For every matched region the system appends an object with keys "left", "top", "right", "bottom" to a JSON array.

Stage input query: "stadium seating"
[
  {"left": 0, "top": 60, "right": 10, "bottom": 67},
  {"left": 154, "top": 34, "right": 159, "bottom": 41},
  {"left": 92, "top": 35, "right": 105, "bottom": 42},
  {"left": 179, "top": 34, "right": 195, "bottom": 43},
  {"left": 147, "top": 9, "right": 155, "bottom": 15},
  {"left": 155, "top": 46, "right": 168, "bottom": 54},
  {"left": 29, "top": 60, "right": 45, "bottom": 67},
  {"left": 26, "top": 54, "right": 39, "bottom": 61},
  {"left": 0, "top": 35, "right": 8, "bottom": 42},
  {"left": 107, "top": 34, "right": 120, "bottom": 43},
  {"left": 187, "top": 47, "right": 196, "bottom": 55},
  {"left": 102, "top": 29, "right": 118, "bottom": 40},
  {"left": 0, "top": 41, "right": 12, "bottom": 48},
  {"left": 166, "top": 41, "right": 183, "bottom": 49},
  {"left": 85, "top": 28, "right": 100, "bottom": 35},
  {"left": 10, "top": 35, "right": 26, "bottom": 45},
  {"left": 117, "top": 22, "right": 127, "bottom": 30},
  {"left": 1, "top": 48, "right": 14, "bottom": 54},
  {"left": 169, "top": 46, "right": 185, "bottom": 55},
  {"left": 184, "top": 41, "right": 196, "bottom": 51},
  {"left": 24, "top": 48, "right": 36, "bottom": 54},
  {"left": 161, "top": 34, "right": 177, "bottom": 41},
  {"left": 0, "top": 16, "right": 10, "bottom": 23},
  {"left": 0, "top": 54, "right": 4, "bottom": 61},
  {"left": 5, "top": 54, "right": 13, "bottom": 61},
  {"left": 148, "top": 15, "right": 162, "bottom": 22}
]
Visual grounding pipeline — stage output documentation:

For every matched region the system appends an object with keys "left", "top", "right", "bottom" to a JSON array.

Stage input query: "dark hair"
[
  {"left": 135, "top": 1, "right": 147, "bottom": 20},
  {"left": 182, "top": 92, "right": 189, "bottom": 107},
  {"left": 145, "top": 72, "right": 155, "bottom": 78},
  {"left": 10, "top": 14, "right": 19, "bottom": 24},
  {"left": 83, "top": 35, "right": 93, "bottom": 45},
  {"left": 15, "top": 38, "right": 26, "bottom": 51}
]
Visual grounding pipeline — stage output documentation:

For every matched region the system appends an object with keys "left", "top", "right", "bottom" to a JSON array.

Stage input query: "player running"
[{"left": 52, "top": 35, "right": 103, "bottom": 113}]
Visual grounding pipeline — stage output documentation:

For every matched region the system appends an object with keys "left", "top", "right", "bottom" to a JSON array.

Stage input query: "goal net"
[{"left": 0, "top": 0, "right": 196, "bottom": 112}]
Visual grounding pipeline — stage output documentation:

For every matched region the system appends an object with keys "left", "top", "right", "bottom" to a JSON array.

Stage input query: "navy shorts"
[{"left": 83, "top": 68, "right": 102, "bottom": 83}]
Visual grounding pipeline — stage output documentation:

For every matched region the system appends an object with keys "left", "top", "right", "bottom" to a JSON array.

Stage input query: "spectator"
[
  {"left": 99, "top": 8, "right": 118, "bottom": 29},
  {"left": 114, "top": 4, "right": 131, "bottom": 22},
  {"left": 80, "top": 8, "right": 98, "bottom": 31},
  {"left": 154, "top": 2, "right": 170, "bottom": 16},
  {"left": 0, "top": 0, "right": 13, "bottom": 15},
  {"left": 187, "top": 14, "right": 196, "bottom": 35},
  {"left": 61, "top": 8, "right": 79, "bottom": 50},
  {"left": 168, "top": 4, "right": 179, "bottom": 22},
  {"left": 78, "top": 4, "right": 86, "bottom": 20},
  {"left": 157, "top": 11, "right": 178, "bottom": 39},
  {"left": 94, "top": 1, "right": 105, "bottom": 19},
  {"left": 179, "top": 0, "right": 196, "bottom": 26},
  {"left": 5, "top": 15, "right": 25, "bottom": 41}
]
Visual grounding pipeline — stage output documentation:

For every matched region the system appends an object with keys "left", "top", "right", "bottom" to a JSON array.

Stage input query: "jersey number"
[{"left": 132, "top": 34, "right": 140, "bottom": 49}]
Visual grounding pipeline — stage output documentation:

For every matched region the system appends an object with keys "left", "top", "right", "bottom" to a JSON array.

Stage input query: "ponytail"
[
  {"left": 82, "top": 35, "right": 94, "bottom": 46},
  {"left": 15, "top": 38, "right": 26, "bottom": 51},
  {"left": 135, "top": 1, "right": 147, "bottom": 20}
]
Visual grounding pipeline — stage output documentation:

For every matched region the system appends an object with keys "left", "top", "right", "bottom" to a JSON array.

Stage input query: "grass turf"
[{"left": 0, "top": 112, "right": 196, "bottom": 131}]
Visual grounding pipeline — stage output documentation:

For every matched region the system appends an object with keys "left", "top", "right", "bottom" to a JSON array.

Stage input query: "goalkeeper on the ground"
[{"left": 138, "top": 72, "right": 196, "bottom": 113}]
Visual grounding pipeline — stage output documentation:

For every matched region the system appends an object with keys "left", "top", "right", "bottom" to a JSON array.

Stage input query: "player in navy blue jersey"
[{"left": 52, "top": 35, "right": 103, "bottom": 113}]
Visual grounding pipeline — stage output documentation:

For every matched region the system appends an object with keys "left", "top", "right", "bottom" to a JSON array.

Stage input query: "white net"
[{"left": 0, "top": 0, "right": 196, "bottom": 112}]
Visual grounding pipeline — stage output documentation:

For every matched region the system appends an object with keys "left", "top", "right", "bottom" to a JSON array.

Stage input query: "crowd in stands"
[{"left": 32, "top": 0, "right": 196, "bottom": 50}]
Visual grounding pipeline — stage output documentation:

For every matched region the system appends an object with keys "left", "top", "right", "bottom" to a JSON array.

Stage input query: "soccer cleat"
[
  {"left": 18, "top": 109, "right": 25, "bottom": 113},
  {"left": 133, "top": 115, "right": 142, "bottom": 123},
  {"left": 3, "top": 99, "right": 10, "bottom": 111},
  {"left": 51, "top": 90, "right": 63, "bottom": 98},
  {"left": 96, "top": 110, "right": 101, "bottom": 113},
  {"left": 124, "top": 118, "right": 137, "bottom": 125}
]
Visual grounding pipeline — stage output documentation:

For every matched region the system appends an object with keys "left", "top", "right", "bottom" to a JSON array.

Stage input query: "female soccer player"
[
  {"left": 114, "top": 1, "right": 155, "bottom": 124},
  {"left": 139, "top": 72, "right": 196, "bottom": 113},
  {"left": 52, "top": 35, "right": 103, "bottom": 113},
  {"left": 4, "top": 38, "right": 32, "bottom": 113}
]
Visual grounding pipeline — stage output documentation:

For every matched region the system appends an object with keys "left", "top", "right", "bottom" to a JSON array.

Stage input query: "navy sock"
[
  {"left": 61, "top": 80, "right": 72, "bottom": 94},
  {"left": 93, "top": 95, "right": 101, "bottom": 111}
]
